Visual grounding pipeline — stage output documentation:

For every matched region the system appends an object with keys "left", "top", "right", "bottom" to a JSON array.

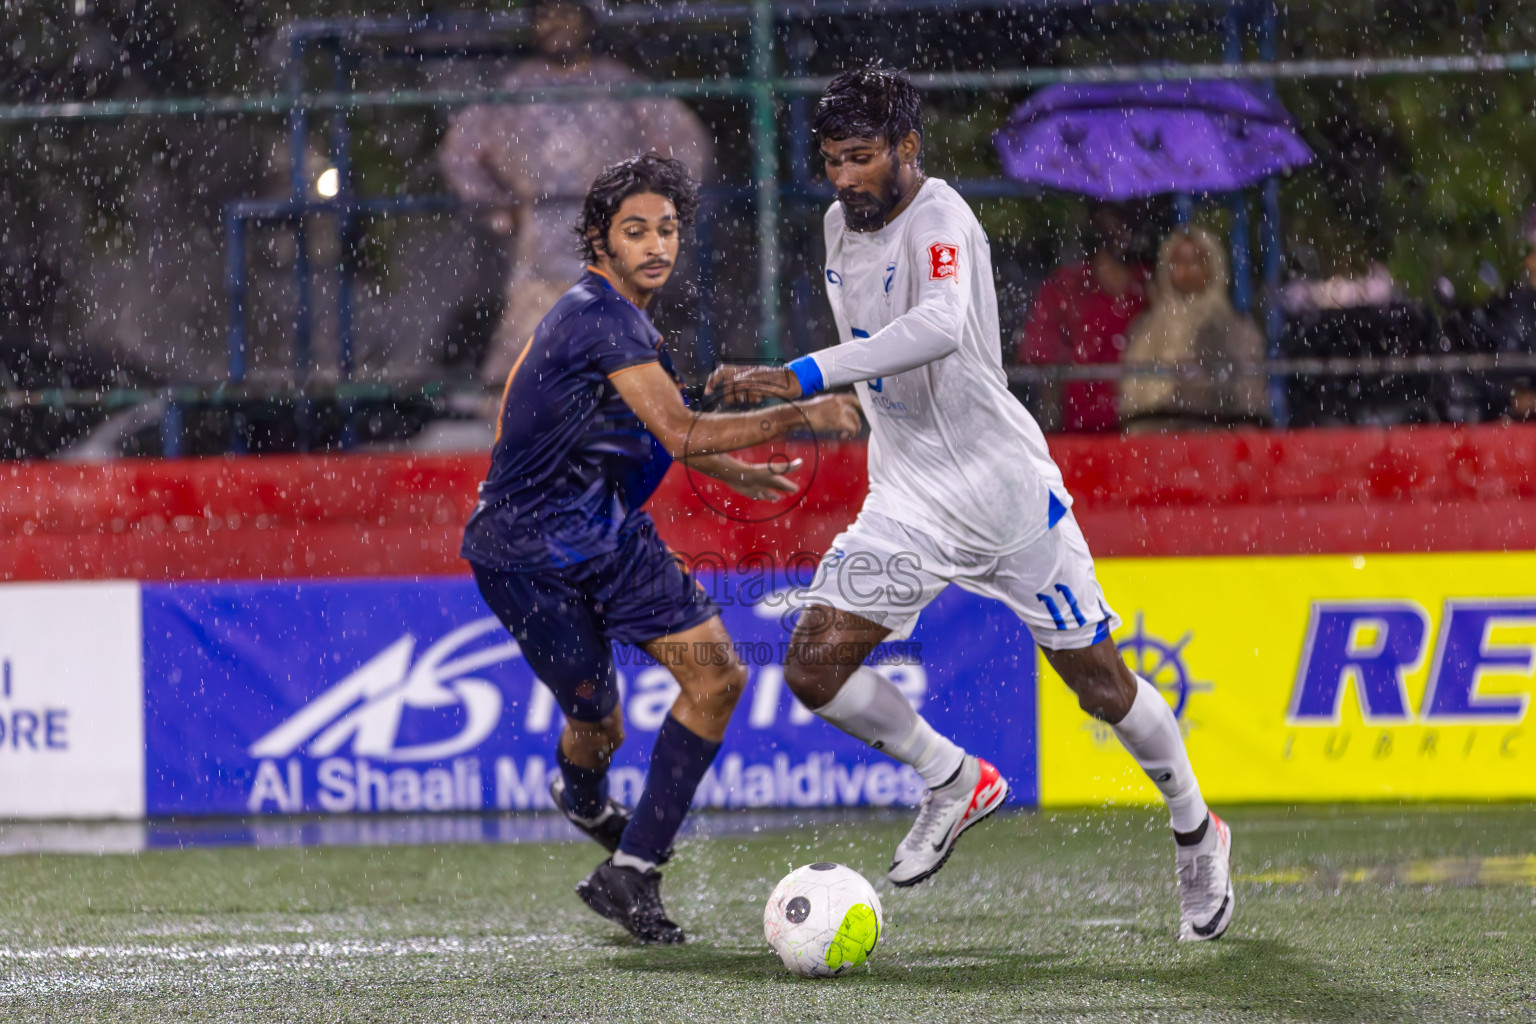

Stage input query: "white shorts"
[{"left": 798, "top": 510, "right": 1120, "bottom": 651}]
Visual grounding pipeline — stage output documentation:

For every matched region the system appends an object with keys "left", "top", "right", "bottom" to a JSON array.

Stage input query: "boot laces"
[
  {"left": 902, "top": 786, "right": 965, "bottom": 853},
  {"left": 1178, "top": 846, "right": 1224, "bottom": 912}
]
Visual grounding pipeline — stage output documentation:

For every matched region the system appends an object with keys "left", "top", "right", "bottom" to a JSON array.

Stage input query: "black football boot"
[{"left": 575, "top": 859, "right": 686, "bottom": 945}]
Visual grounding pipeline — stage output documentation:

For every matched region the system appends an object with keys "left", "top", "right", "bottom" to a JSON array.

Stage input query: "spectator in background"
[
  {"left": 438, "top": 0, "right": 713, "bottom": 386},
  {"left": 1482, "top": 246, "right": 1536, "bottom": 421},
  {"left": 1016, "top": 205, "right": 1149, "bottom": 432},
  {"left": 1119, "top": 226, "right": 1269, "bottom": 432}
]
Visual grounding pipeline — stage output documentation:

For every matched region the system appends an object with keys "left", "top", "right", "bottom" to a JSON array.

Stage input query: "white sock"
[
  {"left": 813, "top": 667, "right": 966, "bottom": 789},
  {"left": 612, "top": 850, "right": 656, "bottom": 873},
  {"left": 1111, "top": 675, "right": 1209, "bottom": 834}
]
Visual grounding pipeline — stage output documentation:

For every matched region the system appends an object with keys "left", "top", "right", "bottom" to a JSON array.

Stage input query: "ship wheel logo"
[{"left": 1117, "top": 612, "right": 1213, "bottom": 720}]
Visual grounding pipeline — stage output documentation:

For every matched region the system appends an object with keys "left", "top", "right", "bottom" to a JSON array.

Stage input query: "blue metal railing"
[
  {"left": 8, "top": 0, "right": 1536, "bottom": 451},
  {"left": 228, "top": 0, "right": 1296, "bottom": 396}
]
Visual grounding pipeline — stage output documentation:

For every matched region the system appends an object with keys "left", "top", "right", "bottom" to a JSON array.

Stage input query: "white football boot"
[
  {"left": 888, "top": 756, "right": 1010, "bottom": 887},
  {"left": 1176, "top": 812, "right": 1234, "bottom": 941}
]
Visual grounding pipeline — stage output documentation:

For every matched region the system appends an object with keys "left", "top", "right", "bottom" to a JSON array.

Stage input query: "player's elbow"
[
  {"left": 933, "top": 333, "right": 962, "bottom": 360},
  {"left": 654, "top": 433, "right": 688, "bottom": 460},
  {"left": 648, "top": 416, "right": 693, "bottom": 460},
  {"left": 931, "top": 310, "right": 966, "bottom": 351},
  {"left": 908, "top": 310, "right": 964, "bottom": 360},
  {"left": 912, "top": 331, "right": 961, "bottom": 367}
]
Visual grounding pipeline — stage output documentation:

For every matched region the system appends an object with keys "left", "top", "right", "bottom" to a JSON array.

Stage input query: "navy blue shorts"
[{"left": 471, "top": 513, "right": 719, "bottom": 723}]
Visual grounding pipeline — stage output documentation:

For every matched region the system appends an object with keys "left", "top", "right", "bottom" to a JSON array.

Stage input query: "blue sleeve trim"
[{"left": 787, "top": 356, "right": 825, "bottom": 397}]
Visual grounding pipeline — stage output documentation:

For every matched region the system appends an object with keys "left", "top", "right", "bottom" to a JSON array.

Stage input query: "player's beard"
[{"left": 838, "top": 177, "right": 902, "bottom": 231}]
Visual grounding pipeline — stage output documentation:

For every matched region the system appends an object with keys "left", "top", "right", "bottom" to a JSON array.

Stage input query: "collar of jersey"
[
  {"left": 585, "top": 266, "right": 639, "bottom": 309},
  {"left": 584, "top": 266, "right": 662, "bottom": 348}
]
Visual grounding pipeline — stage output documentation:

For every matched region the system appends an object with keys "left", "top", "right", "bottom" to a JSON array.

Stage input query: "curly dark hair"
[
  {"left": 811, "top": 65, "right": 923, "bottom": 151},
  {"left": 574, "top": 152, "right": 699, "bottom": 262}
]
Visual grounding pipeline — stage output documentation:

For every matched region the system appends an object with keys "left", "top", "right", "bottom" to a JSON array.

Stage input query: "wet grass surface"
[{"left": 1, "top": 804, "right": 1533, "bottom": 1022}]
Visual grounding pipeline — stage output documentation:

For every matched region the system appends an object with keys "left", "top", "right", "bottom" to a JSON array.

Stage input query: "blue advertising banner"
[{"left": 142, "top": 576, "right": 1038, "bottom": 817}]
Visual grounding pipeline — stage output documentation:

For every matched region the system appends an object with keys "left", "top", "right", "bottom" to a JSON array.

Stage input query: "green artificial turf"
[{"left": 1, "top": 805, "right": 1532, "bottom": 1023}]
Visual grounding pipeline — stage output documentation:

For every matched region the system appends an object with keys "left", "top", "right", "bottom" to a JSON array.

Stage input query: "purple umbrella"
[{"left": 995, "top": 81, "right": 1314, "bottom": 200}]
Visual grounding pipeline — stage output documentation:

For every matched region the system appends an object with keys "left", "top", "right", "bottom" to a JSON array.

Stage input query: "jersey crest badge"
[{"left": 928, "top": 243, "right": 958, "bottom": 280}]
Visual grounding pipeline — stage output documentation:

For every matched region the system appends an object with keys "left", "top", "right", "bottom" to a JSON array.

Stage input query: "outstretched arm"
[
  {"left": 609, "top": 362, "right": 862, "bottom": 459},
  {"left": 709, "top": 223, "right": 970, "bottom": 401},
  {"left": 706, "top": 282, "right": 963, "bottom": 401},
  {"left": 681, "top": 452, "right": 805, "bottom": 502},
  {"left": 797, "top": 283, "right": 964, "bottom": 391}
]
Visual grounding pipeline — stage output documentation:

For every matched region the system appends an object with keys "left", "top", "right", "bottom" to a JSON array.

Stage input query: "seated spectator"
[
  {"left": 1480, "top": 247, "right": 1536, "bottom": 421},
  {"left": 1282, "top": 302, "right": 1440, "bottom": 427},
  {"left": 438, "top": 0, "right": 713, "bottom": 386},
  {"left": 1016, "top": 205, "right": 1149, "bottom": 433},
  {"left": 1119, "top": 226, "right": 1270, "bottom": 432}
]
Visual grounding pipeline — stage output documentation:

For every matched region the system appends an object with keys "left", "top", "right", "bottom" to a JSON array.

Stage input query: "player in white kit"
[{"left": 709, "top": 68, "right": 1233, "bottom": 941}]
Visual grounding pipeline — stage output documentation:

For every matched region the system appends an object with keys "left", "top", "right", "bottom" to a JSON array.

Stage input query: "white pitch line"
[{"left": 0, "top": 934, "right": 576, "bottom": 964}]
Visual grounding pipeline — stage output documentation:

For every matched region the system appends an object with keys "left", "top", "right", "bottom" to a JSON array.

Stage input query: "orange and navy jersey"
[{"left": 461, "top": 270, "right": 680, "bottom": 572}]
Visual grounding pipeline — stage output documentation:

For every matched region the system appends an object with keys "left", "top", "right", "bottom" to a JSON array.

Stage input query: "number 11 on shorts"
[{"left": 1035, "top": 583, "right": 1087, "bottom": 631}]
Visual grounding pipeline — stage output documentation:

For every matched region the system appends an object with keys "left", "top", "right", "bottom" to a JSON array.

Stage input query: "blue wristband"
[{"left": 787, "top": 356, "right": 824, "bottom": 397}]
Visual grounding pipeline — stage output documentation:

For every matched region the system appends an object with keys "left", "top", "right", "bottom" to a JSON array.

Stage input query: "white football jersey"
[{"left": 810, "top": 178, "right": 1069, "bottom": 555}]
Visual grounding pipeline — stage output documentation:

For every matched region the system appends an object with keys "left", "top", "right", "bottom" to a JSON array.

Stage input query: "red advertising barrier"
[
  {"left": 1, "top": 423, "right": 1533, "bottom": 582},
  {"left": 1049, "top": 424, "right": 1536, "bottom": 556}
]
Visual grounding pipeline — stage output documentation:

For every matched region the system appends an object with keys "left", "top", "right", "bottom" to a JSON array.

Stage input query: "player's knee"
[
  {"left": 690, "top": 659, "right": 747, "bottom": 722},
  {"left": 1047, "top": 641, "right": 1137, "bottom": 723},
  {"left": 1071, "top": 668, "right": 1135, "bottom": 722},
  {"left": 712, "top": 660, "right": 750, "bottom": 712},
  {"left": 783, "top": 658, "right": 840, "bottom": 711}
]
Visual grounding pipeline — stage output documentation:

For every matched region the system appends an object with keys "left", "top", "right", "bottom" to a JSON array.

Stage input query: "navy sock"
[
  {"left": 618, "top": 716, "right": 721, "bottom": 865},
  {"left": 556, "top": 745, "right": 609, "bottom": 820}
]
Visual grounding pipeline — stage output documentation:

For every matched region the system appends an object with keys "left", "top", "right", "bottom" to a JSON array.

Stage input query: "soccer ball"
[{"left": 763, "top": 862, "right": 883, "bottom": 978}]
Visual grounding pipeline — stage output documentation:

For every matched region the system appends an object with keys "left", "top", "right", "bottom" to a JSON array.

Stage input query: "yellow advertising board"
[{"left": 1038, "top": 552, "right": 1536, "bottom": 805}]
